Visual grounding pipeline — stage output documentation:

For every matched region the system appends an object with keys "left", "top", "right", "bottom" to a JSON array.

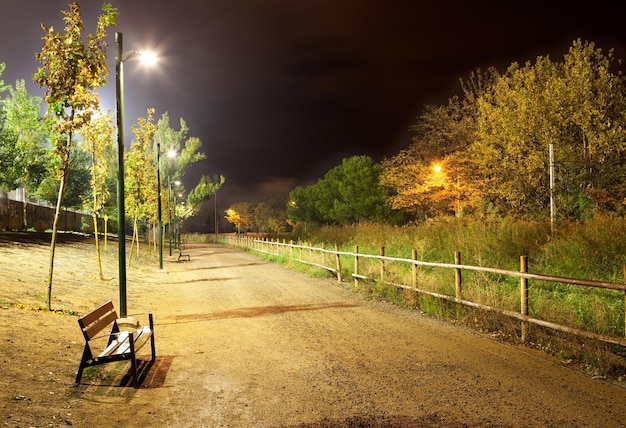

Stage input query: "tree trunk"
[
  {"left": 93, "top": 214, "right": 104, "bottom": 280},
  {"left": 46, "top": 169, "right": 68, "bottom": 311}
]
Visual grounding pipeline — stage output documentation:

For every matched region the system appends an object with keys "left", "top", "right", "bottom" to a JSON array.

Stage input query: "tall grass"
[{"left": 292, "top": 215, "right": 626, "bottom": 339}]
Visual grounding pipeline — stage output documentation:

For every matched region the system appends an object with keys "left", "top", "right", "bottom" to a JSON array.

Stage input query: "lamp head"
[{"left": 138, "top": 50, "right": 157, "bottom": 66}]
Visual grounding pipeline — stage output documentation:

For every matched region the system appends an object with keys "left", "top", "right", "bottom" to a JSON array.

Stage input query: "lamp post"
[
  {"left": 156, "top": 142, "right": 163, "bottom": 270},
  {"left": 115, "top": 31, "right": 156, "bottom": 316},
  {"left": 169, "top": 179, "right": 181, "bottom": 253},
  {"left": 166, "top": 150, "right": 177, "bottom": 256},
  {"left": 115, "top": 32, "right": 129, "bottom": 317}
]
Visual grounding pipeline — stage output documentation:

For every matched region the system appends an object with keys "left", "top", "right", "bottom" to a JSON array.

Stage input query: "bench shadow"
[
  {"left": 78, "top": 355, "right": 174, "bottom": 391},
  {"left": 119, "top": 354, "right": 174, "bottom": 389}
]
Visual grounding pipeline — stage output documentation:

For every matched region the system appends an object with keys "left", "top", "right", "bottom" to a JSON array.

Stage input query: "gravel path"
[{"left": 1, "top": 237, "right": 626, "bottom": 427}]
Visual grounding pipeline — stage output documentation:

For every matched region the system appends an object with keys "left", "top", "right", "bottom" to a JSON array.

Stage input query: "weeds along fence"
[{"left": 225, "top": 235, "right": 626, "bottom": 348}]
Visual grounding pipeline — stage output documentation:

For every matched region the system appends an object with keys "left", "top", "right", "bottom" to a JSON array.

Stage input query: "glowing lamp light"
[{"left": 138, "top": 50, "right": 157, "bottom": 66}]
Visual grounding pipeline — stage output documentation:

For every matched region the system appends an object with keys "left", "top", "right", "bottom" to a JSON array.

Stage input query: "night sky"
[{"left": 2, "top": 1, "right": 626, "bottom": 219}]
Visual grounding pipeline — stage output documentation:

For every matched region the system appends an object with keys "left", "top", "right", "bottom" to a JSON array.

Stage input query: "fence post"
[
  {"left": 290, "top": 240, "right": 294, "bottom": 258},
  {"left": 520, "top": 255, "right": 529, "bottom": 342},
  {"left": 454, "top": 251, "right": 462, "bottom": 299},
  {"left": 623, "top": 264, "right": 626, "bottom": 338},
  {"left": 380, "top": 246, "right": 385, "bottom": 284},
  {"left": 412, "top": 249, "right": 417, "bottom": 288},
  {"left": 354, "top": 245, "right": 359, "bottom": 288},
  {"left": 322, "top": 243, "right": 326, "bottom": 267},
  {"left": 335, "top": 243, "right": 342, "bottom": 282}
]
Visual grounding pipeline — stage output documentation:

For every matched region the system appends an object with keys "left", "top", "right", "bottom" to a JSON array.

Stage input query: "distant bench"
[
  {"left": 178, "top": 241, "right": 190, "bottom": 262},
  {"left": 74, "top": 301, "right": 156, "bottom": 388}
]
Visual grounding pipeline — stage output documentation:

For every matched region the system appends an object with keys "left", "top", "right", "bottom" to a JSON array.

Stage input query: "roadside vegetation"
[
  {"left": 180, "top": 37, "right": 626, "bottom": 376},
  {"left": 213, "top": 39, "right": 626, "bottom": 376},
  {"left": 0, "top": 3, "right": 223, "bottom": 309}
]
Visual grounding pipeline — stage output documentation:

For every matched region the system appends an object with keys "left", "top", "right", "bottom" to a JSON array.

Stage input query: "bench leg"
[
  {"left": 149, "top": 314, "right": 156, "bottom": 362},
  {"left": 74, "top": 346, "right": 92, "bottom": 386},
  {"left": 129, "top": 339, "right": 140, "bottom": 388}
]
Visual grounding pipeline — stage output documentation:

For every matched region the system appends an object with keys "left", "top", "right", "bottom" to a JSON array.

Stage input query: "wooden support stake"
[
  {"left": 335, "top": 243, "right": 342, "bottom": 282},
  {"left": 354, "top": 245, "right": 359, "bottom": 288},
  {"left": 520, "top": 255, "right": 529, "bottom": 342},
  {"left": 454, "top": 251, "right": 462, "bottom": 299},
  {"left": 412, "top": 249, "right": 417, "bottom": 288},
  {"left": 380, "top": 246, "right": 385, "bottom": 284}
]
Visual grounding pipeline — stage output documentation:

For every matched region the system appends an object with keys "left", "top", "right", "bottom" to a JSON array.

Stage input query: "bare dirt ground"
[{"left": 1, "top": 231, "right": 626, "bottom": 428}]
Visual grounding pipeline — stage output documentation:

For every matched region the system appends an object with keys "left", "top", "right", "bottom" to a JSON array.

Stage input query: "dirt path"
[{"left": 1, "top": 234, "right": 626, "bottom": 427}]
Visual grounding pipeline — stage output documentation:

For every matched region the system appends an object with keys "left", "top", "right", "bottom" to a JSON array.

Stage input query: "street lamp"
[
  {"left": 169, "top": 179, "right": 181, "bottom": 253},
  {"left": 115, "top": 31, "right": 155, "bottom": 316},
  {"left": 156, "top": 149, "right": 176, "bottom": 268},
  {"left": 156, "top": 142, "right": 164, "bottom": 270},
  {"left": 166, "top": 150, "right": 177, "bottom": 256}
]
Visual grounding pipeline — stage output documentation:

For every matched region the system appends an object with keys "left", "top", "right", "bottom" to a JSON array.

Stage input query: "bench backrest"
[{"left": 78, "top": 300, "right": 118, "bottom": 341}]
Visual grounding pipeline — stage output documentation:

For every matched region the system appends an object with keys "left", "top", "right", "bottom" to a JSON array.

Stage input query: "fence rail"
[{"left": 225, "top": 235, "right": 626, "bottom": 348}]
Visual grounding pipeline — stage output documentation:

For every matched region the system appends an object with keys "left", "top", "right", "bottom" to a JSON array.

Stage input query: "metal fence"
[{"left": 225, "top": 235, "right": 626, "bottom": 348}]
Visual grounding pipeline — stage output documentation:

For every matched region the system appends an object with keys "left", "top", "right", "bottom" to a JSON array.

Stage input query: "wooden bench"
[
  {"left": 74, "top": 301, "right": 156, "bottom": 388},
  {"left": 178, "top": 241, "right": 190, "bottom": 262}
]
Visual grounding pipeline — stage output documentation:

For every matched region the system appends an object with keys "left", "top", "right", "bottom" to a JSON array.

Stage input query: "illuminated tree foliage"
[
  {"left": 382, "top": 40, "right": 626, "bottom": 222},
  {"left": 125, "top": 109, "right": 158, "bottom": 261},
  {"left": 79, "top": 111, "right": 114, "bottom": 279},
  {"left": 33, "top": 2, "right": 116, "bottom": 309},
  {"left": 470, "top": 40, "right": 626, "bottom": 219},
  {"left": 223, "top": 193, "right": 288, "bottom": 234},
  {"left": 225, "top": 203, "right": 253, "bottom": 233},
  {"left": 380, "top": 73, "right": 493, "bottom": 220}
]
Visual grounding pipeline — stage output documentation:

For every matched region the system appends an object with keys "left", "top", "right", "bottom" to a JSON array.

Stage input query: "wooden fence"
[
  {"left": 0, "top": 198, "right": 109, "bottom": 233},
  {"left": 225, "top": 235, "right": 626, "bottom": 348}
]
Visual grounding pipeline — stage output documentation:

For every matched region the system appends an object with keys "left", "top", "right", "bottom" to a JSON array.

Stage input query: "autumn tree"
[
  {"left": 254, "top": 192, "right": 290, "bottom": 233},
  {"left": 469, "top": 39, "right": 626, "bottom": 219},
  {"left": 33, "top": 2, "right": 116, "bottom": 309},
  {"left": 225, "top": 202, "right": 254, "bottom": 233},
  {"left": 381, "top": 69, "right": 497, "bottom": 220},
  {"left": 125, "top": 109, "right": 158, "bottom": 262},
  {"left": 79, "top": 111, "right": 114, "bottom": 278}
]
